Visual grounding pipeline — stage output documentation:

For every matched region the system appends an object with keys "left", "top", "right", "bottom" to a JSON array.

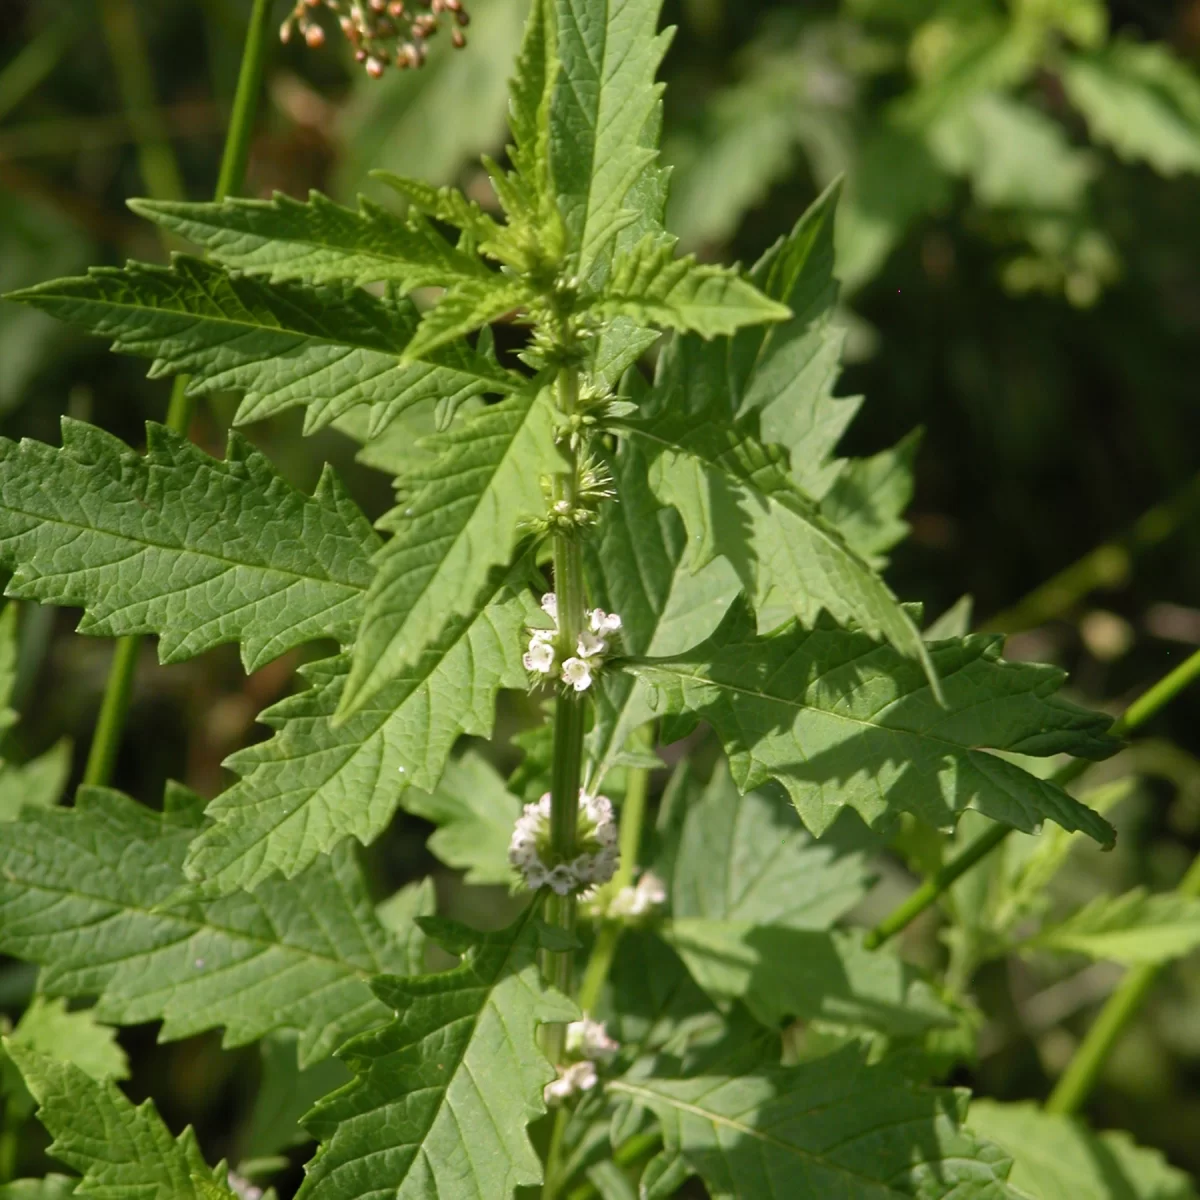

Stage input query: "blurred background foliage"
[{"left": 4, "top": 0, "right": 1200, "bottom": 1191}]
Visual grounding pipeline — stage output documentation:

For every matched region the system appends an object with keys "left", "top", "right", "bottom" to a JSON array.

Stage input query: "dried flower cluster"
[
  {"left": 524, "top": 592, "right": 622, "bottom": 693},
  {"left": 544, "top": 1016, "right": 619, "bottom": 1104},
  {"left": 279, "top": 0, "right": 470, "bottom": 77},
  {"left": 508, "top": 788, "right": 619, "bottom": 895}
]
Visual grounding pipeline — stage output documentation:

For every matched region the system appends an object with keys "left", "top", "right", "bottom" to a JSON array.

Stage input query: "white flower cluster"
[
  {"left": 544, "top": 1016, "right": 620, "bottom": 1105},
  {"left": 523, "top": 593, "right": 621, "bottom": 693},
  {"left": 607, "top": 871, "right": 668, "bottom": 919},
  {"left": 508, "top": 788, "right": 619, "bottom": 894}
]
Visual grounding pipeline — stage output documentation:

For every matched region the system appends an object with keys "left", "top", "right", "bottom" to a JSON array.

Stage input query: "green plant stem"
[
  {"left": 864, "top": 647, "right": 1200, "bottom": 950},
  {"left": 98, "top": 0, "right": 187, "bottom": 204},
  {"left": 545, "top": 734, "right": 653, "bottom": 1199},
  {"left": 981, "top": 470, "right": 1200, "bottom": 634},
  {"left": 82, "top": 0, "right": 276, "bottom": 789},
  {"left": 1046, "top": 819, "right": 1200, "bottom": 1115},
  {"left": 0, "top": 7, "right": 78, "bottom": 125},
  {"left": 539, "top": 362, "right": 588, "bottom": 1067},
  {"left": 0, "top": 1111, "right": 16, "bottom": 1184}
]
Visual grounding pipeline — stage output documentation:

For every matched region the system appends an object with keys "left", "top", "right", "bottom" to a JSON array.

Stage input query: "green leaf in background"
[
  {"left": 629, "top": 601, "right": 1119, "bottom": 844},
  {"left": 662, "top": 764, "right": 872, "bottom": 929},
  {"left": 184, "top": 586, "right": 533, "bottom": 895},
  {"left": 0, "top": 422, "right": 378, "bottom": 672},
  {"left": 130, "top": 192, "right": 489, "bottom": 288},
  {"left": 401, "top": 751, "right": 522, "bottom": 885},
  {"left": 298, "top": 909, "right": 577, "bottom": 1200},
  {"left": 5, "top": 1044, "right": 236, "bottom": 1200},
  {"left": 584, "top": 434, "right": 739, "bottom": 787},
  {"left": 0, "top": 1178, "right": 78, "bottom": 1199},
  {"left": 820, "top": 429, "right": 921, "bottom": 568},
  {"left": 1063, "top": 40, "right": 1200, "bottom": 176},
  {"left": 587, "top": 236, "right": 791, "bottom": 338},
  {"left": 549, "top": 0, "right": 673, "bottom": 279},
  {"left": 1021, "top": 888, "right": 1200, "bottom": 965},
  {"left": 1, "top": 997, "right": 128, "bottom": 1096},
  {"left": 611, "top": 1036, "right": 1018, "bottom": 1199},
  {"left": 6, "top": 257, "right": 517, "bottom": 436},
  {"left": 631, "top": 409, "right": 937, "bottom": 686},
  {"left": 968, "top": 1100, "right": 1199, "bottom": 1200},
  {"left": 0, "top": 785, "right": 422, "bottom": 1066},
  {"left": 342, "top": 387, "right": 558, "bottom": 714},
  {"left": 661, "top": 920, "right": 955, "bottom": 1034},
  {"left": 0, "top": 604, "right": 70, "bottom": 823}
]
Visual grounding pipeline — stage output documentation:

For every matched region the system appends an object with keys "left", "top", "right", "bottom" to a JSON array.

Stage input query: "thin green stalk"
[
  {"left": 83, "top": 0, "right": 277, "bottom": 789},
  {"left": 864, "top": 647, "right": 1200, "bottom": 950},
  {"left": 0, "top": 7, "right": 79, "bottom": 125},
  {"left": 1046, "top": 838, "right": 1200, "bottom": 1115},
  {"left": 981, "top": 470, "right": 1200, "bottom": 634},
  {"left": 0, "top": 1107, "right": 16, "bottom": 1184},
  {"left": 98, "top": 0, "right": 187, "bottom": 204},
  {"left": 539, "top": 362, "right": 588, "bottom": 1066},
  {"left": 546, "top": 734, "right": 653, "bottom": 1200}
]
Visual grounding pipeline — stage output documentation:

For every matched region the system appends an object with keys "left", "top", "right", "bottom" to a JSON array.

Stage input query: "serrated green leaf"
[
  {"left": 586, "top": 236, "right": 791, "bottom": 338},
  {"left": 5, "top": 1044, "right": 236, "bottom": 1200},
  {"left": 968, "top": 1100, "right": 1199, "bottom": 1200},
  {"left": 628, "top": 600, "right": 1118, "bottom": 844},
  {"left": 129, "top": 192, "right": 488, "bottom": 288},
  {"left": 821, "top": 428, "right": 921, "bottom": 568},
  {"left": 611, "top": 1036, "right": 1018, "bottom": 1199},
  {"left": 402, "top": 275, "right": 536, "bottom": 368},
  {"left": 736, "top": 181, "right": 862, "bottom": 501},
  {"left": 184, "top": 585, "right": 534, "bottom": 895},
  {"left": 372, "top": 174, "right": 505, "bottom": 245},
  {"left": 0, "top": 786, "right": 420, "bottom": 1066},
  {"left": 6, "top": 257, "right": 517, "bottom": 436},
  {"left": 662, "top": 764, "right": 873, "bottom": 930},
  {"left": 1063, "top": 40, "right": 1200, "bottom": 176},
  {"left": 297, "top": 908, "right": 576, "bottom": 1200},
  {"left": 342, "top": 387, "right": 558, "bottom": 714},
  {"left": 0, "top": 421, "right": 377, "bottom": 672},
  {"left": 550, "top": 0, "right": 673, "bottom": 278},
  {"left": 628, "top": 409, "right": 938, "bottom": 688},
  {"left": 1022, "top": 888, "right": 1200, "bottom": 965},
  {"left": 401, "top": 751, "right": 522, "bottom": 885},
  {"left": 584, "top": 434, "right": 739, "bottom": 787}
]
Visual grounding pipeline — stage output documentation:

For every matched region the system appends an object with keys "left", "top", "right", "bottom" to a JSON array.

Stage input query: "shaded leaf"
[
  {"left": 0, "top": 421, "right": 377, "bottom": 672},
  {"left": 298, "top": 909, "right": 576, "bottom": 1199},
  {"left": 628, "top": 601, "right": 1118, "bottom": 844}
]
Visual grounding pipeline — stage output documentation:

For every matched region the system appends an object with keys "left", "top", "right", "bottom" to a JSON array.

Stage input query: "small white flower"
[
  {"left": 561, "top": 657, "right": 593, "bottom": 692},
  {"left": 608, "top": 871, "right": 667, "bottom": 919},
  {"left": 589, "top": 609, "right": 622, "bottom": 636},
  {"left": 543, "top": 1059, "right": 599, "bottom": 1105},
  {"left": 540, "top": 592, "right": 558, "bottom": 621},
  {"left": 547, "top": 864, "right": 576, "bottom": 895},
  {"left": 523, "top": 635, "right": 556, "bottom": 674},
  {"left": 566, "top": 1017, "right": 620, "bottom": 1062},
  {"left": 576, "top": 630, "right": 608, "bottom": 659}
]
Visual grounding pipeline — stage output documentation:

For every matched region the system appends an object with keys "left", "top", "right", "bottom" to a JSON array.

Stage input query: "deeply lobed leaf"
[
  {"left": 6, "top": 1044, "right": 237, "bottom": 1199},
  {"left": 184, "top": 585, "right": 535, "bottom": 895},
  {"left": 0, "top": 786, "right": 421, "bottom": 1065},
  {"left": 0, "top": 421, "right": 378, "bottom": 672},
  {"left": 298, "top": 909, "right": 576, "bottom": 1200},
  {"left": 627, "top": 600, "right": 1119, "bottom": 844},
  {"left": 130, "top": 191, "right": 488, "bottom": 288},
  {"left": 342, "top": 386, "right": 559, "bottom": 715},
  {"left": 6, "top": 257, "right": 517, "bottom": 436}
]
